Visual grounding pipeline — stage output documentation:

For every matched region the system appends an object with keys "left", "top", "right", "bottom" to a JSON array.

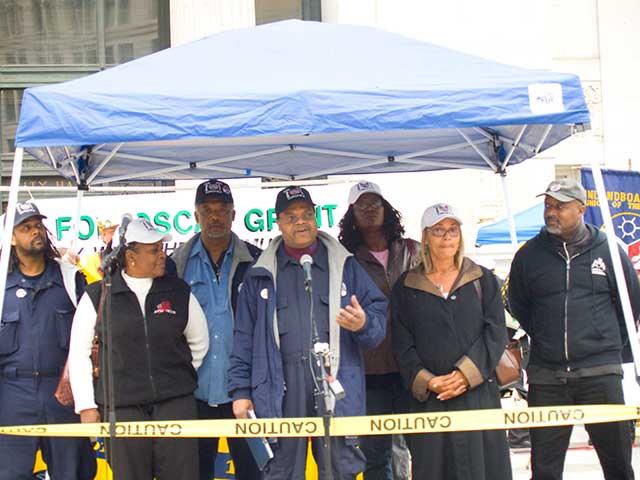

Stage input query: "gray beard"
[{"left": 544, "top": 223, "right": 562, "bottom": 236}]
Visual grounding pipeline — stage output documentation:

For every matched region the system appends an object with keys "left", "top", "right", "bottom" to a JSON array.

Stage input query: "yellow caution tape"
[{"left": 1, "top": 405, "right": 638, "bottom": 439}]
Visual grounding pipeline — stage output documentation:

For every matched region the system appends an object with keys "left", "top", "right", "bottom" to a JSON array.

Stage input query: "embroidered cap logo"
[
  {"left": 204, "top": 181, "right": 230, "bottom": 195},
  {"left": 285, "top": 187, "right": 305, "bottom": 201},
  {"left": 435, "top": 204, "right": 453, "bottom": 216},
  {"left": 356, "top": 181, "right": 375, "bottom": 191}
]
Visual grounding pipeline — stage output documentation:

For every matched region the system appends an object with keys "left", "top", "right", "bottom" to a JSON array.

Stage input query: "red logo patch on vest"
[{"left": 154, "top": 300, "right": 176, "bottom": 315}]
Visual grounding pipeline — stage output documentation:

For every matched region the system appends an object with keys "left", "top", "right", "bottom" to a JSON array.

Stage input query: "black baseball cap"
[
  {"left": 195, "top": 179, "right": 234, "bottom": 205},
  {"left": 13, "top": 201, "right": 46, "bottom": 226},
  {"left": 275, "top": 186, "right": 315, "bottom": 216}
]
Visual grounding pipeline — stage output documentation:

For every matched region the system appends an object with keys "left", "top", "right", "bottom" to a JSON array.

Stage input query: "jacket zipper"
[
  {"left": 560, "top": 243, "right": 581, "bottom": 371},
  {"left": 141, "top": 310, "right": 158, "bottom": 399}
]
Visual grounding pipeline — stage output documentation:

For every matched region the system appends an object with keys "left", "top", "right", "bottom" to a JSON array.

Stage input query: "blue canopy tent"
[
  {"left": 476, "top": 203, "right": 544, "bottom": 245},
  {"left": 13, "top": 20, "right": 589, "bottom": 185},
  {"left": 2, "top": 19, "right": 592, "bottom": 311}
]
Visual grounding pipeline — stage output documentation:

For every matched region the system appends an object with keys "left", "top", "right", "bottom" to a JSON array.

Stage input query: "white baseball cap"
[
  {"left": 124, "top": 218, "right": 172, "bottom": 245},
  {"left": 421, "top": 203, "right": 463, "bottom": 230},
  {"left": 348, "top": 180, "right": 384, "bottom": 205}
]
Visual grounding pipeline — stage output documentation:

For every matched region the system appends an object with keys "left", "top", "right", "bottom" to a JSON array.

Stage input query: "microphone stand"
[
  {"left": 305, "top": 276, "right": 334, "bottom": 480},
  {"left": 99, "top": 237, "right": 125, "bottom": 474}
]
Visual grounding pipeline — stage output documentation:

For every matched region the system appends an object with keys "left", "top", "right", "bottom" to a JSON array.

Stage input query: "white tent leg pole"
[
  {"left": 0, "top": 148, "right": 24, "bottom": 316},
  {"left": 69, "top": 189, "right": 84, "bottom": 254},
  {"left": 500, "top": 172, "right": 519, "bottom": 253},
  {"left": 589, "top": 160, "right": 640, "bottom": 378}
]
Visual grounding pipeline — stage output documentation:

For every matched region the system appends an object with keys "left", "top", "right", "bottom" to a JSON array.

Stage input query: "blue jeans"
[{"left": 362, "top": 373, "right": 411, "bottom": 480}]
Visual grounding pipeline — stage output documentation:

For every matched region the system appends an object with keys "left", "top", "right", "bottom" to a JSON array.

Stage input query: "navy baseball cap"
[
  {"left": 275, "top": 186, "right": 315, "bottom": 216},
  {"left": 13, "top": 202, "right": 46, "bottom": 226},
  {"left": 195, "top": 179, "right": 234, "bottom": 205}
]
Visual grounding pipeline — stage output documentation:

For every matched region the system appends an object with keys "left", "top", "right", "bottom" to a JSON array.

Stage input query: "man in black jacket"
[
  {"left": 171, "top": 180, "right": 262, "bottom": 480},
  {"left": 509, "top": 179, "right": 640, "bottom": 480}
]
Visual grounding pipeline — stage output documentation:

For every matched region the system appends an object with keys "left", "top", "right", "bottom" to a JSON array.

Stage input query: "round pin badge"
[
  {"left": 260, "top": 288, "right": 269, "bottom": 299},
  {"left": 549, "top": 183, "right": 561, "bottom": 192},
  {"left": 16, "top": 288, "right": 27, "bottom": 299}
]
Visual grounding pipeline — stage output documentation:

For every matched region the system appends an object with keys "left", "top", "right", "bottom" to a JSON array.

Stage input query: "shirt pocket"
[
  {"left": 189, "top": 280, "right": 210, "bottom": 311},
  {"left": 0, "top": 311, "right": 20, "bottom": 356},
  {"left": 55, "top": 309, "right": 74, "bottom": 350}
]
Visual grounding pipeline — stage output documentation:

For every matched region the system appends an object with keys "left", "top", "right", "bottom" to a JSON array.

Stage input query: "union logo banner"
[{"left": 582, "top": 168, "right": 640, "bottom": 267}]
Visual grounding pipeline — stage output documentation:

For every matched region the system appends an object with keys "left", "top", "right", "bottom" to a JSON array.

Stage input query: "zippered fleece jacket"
[
  {"left": 228, "top": 231, "right": 387, "bottom": 420},
  {"left": 508, "top": 224, "right": 640, "bottom": 372},
  {"left": 86, "top": 271, "right": 196, "bottom": 407}
]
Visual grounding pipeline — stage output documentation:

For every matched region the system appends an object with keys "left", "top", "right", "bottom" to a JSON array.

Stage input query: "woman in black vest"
[{"left": 68, "top": 218, "right": 209, "bottom": 479}]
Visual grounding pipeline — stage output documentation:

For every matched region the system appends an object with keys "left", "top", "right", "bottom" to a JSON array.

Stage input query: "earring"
[{"left": 131, "top": 260, "right": 135, "bottom": 266}]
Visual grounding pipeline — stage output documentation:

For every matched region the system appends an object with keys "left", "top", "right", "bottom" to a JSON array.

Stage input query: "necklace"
[{"left": 430, "top": 266, "right": 457, "bottom": 294}]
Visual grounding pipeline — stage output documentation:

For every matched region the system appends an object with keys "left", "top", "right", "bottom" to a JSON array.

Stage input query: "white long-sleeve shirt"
[{"left": 68, "top": 272, "right": 209, "bottom": 413}]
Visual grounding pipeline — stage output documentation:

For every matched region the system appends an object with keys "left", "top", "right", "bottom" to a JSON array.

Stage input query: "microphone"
[
  {"left": 99, "top": 213, "right": 133, "bottom": 274},
  {"left": 117, "top": 213, "right": 133, "bottom": 244},
  {"left": 300, "top": 254, "right": 313, "bottom": 291}
]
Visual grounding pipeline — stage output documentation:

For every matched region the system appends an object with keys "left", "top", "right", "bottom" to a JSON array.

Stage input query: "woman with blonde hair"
[{"left": 391, "top": 203, "right": 512, "bottom": 480}]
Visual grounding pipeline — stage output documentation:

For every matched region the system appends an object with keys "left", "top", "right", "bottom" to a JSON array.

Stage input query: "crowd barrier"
[
  {"left": 4, "top": 404, "right": 638, "bottom": 439},
  {"left": 14, "top": 405, "right": 638, "bottom": 479}
]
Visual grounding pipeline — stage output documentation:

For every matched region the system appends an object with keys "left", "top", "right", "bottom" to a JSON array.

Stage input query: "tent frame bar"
[
  {"left": 456, "top": 128, "right": 498, "bottom": 172},
  {"left": 501, "top": 125, "right": 528, "bottom": 170},
  {"left": 83, "top": 136, "right": 495, "bottom": 184},
  {"left": 91, "top": 146, "right": 294, "bottom": 184},
  {"left": 534, "top": 125, "right": 554, "bottom": 154},
  {"left": 45, "top": 147, "right": 58, "bottom": 169},
  {"left": 87, "top": 143, "right": 124, "bottom": 183}
]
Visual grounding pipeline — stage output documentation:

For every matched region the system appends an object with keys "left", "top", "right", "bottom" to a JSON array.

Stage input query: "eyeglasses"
[
  {"left": 280, "top": 211, "right": 316, "bottom": 225},
  {"left": 429, "top": 226, "right": 461, "bottom": 238},
  {"left": 354, "top": 198, "right": 382, "bottom": 211}
]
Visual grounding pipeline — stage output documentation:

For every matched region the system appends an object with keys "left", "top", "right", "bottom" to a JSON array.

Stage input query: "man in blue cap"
[
  {"left": 172, "top": 180, "right": 262, "bottom": 480},
  {"left": 229, "top": 186, "right": 387, "bottom": 479},
  {"left": 0, "top": 202, "right": 96, "bottom": 479}
]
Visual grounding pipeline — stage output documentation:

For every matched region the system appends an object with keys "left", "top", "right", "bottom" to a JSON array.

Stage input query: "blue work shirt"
[
  {"left": 275, "top": 242, "right": 330, "bottom": 369},
  {"left": 0, "top": 261, "right": 80, "bottom": 376},
  {"left": 184, "top": 236, "right": 235, "bottom": 405}
]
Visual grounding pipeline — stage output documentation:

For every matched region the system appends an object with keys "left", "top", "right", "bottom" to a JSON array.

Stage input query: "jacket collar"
[
  {"left": 538, "top": 223, "right": 603, "bottom": 257},
  {"left": 404, "top": 257, "right": 482, "bottom": 296},
  {"left": 6, "top": 259, "right": 64, "bottom": 290},
  {"left": 251, "top": 230, "right": 351, "bottom": 279},
  {"left": 173, "top": 231, "right": 253, "bottom": 277}
]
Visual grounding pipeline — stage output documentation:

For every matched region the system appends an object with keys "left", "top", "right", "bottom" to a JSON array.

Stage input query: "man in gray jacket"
[{"left": 172, "top": 179, "right": 261, "bottom": 480}]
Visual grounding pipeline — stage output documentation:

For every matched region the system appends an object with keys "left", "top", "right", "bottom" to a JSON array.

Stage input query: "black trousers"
[
  {"left": 528, "top": 374, "right": 634, "bottom": 480},
  {"left": 196, "top": 400, "right": 262, "bottom": 480},
  {"left": 103, "top": 394, "right": 199, "bottom": 480},
  {"left": 361, "top": 373, "right": 411, "bottom": 480}
]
